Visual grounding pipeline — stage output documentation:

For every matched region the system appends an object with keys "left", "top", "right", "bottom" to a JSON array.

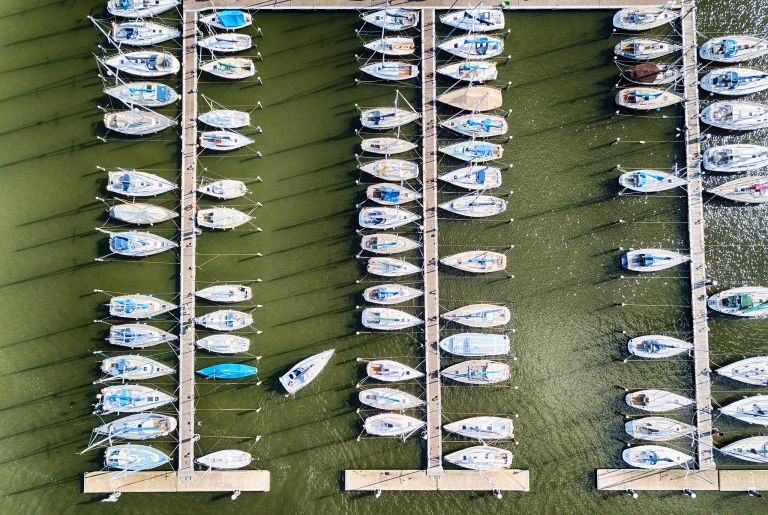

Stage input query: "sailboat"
[
  {"left": 441, "top": 360, "right": 510, "bottom": 385},
  {"left": 700, "top": 101, "right": 768, "bottom": 130},
  {"left": 104, "top": 444, "right": 170, "bottom": 472},
  {"left": 107, "top": 324, "right": 177, "bottom": 349},
  {"left": 196, "top": 334, "right": 250, "bottom": 354},
  {"left": 359, "top": 207, "right": 419, "bottom": 229},
  {"left": 441, "top": 304, "right": 510, "bottom": 328},
  {"left": 196, "top": 450, "right": 252, "bottom": 470},
  {"left": 361, "top": 308, "right": 422, "bottom": 330},
  {"left": 364, "top": 414, "right": 424, "bottom": 437},
  {"left": 361, "top": 137, "right": 417, "bottom": 155},
  {"left": 701, "top": 68, "right": 768, "bottom": 96},
  {"left": 440, "top": 8, "right": 505, "bottom": 32},
  {"left": 625, "top": 417, "right": 695, "bottom": 441},
  {"left": 615, "top": 87, "right": 683, "bottom": 110},
  {"left": 437, "top": 86, "right": 503, "bottom": 112},
  {"left": 104, "top": 51, "right": 180, "bottom": 77},
  {"left": 708, "top": 286, "right": 768, "bottom": 317},
  {"left": 107, "top": 0, "right": 179, "bottom": 18},
  {"left": 440, "top": 250, "right": 507, "bottom": 273},
  {"left": 700, "top": 35, "right": 768, "bottom": 63},
  {"left": 199, "top": 130, "right": 254, "bottom": 151},
  {"left": 196, "top": 284, "right": 252, "bottom": 303},
  {"left": 197, "top": 364, "right": 257, "bottom": 379},
  {"left": 279, "top": 349, "right": 335, "bottom": 394},
  {"left": 625, "top": 389, "right": 694, "bottom": 412},
  {"left": 200, "top": 58, "right": 256, "bottom": 80},
  {"left": 197, "top": 179, "right": 248, "bottom": 200},
  {"left": 360, "top": 61, "right": 419, "bottom": 81},
  {"left": 720, "top": 436, "right": 768, "bottom": 463},
  {"left": 360, "top": 107, "right": 420, "bottom": 129},
  {"left": 104, "top": 110, "right": 176, "bottom": 136},
  {"left": 439, "top": 333, "right": 510, "bottom": 357},
  {"left": 444, "top": 416, "right": 514, "bottom": 440},
  {"left": 95, "top": 384, "right": 175, "bottom": 414},
  {"left": 612, "top": 8, "right": 679, "bottom": 30},
  {"left": 360, "top": 234, "right": 420, "bottom": 255},
  {"left": 360, "top": 159, "right": 419, "bottom": 181},
  {"left": 618, "top": 169, "right": 687, "bottom": 193},
  {"left": 197, "top": 207, "right": 252, "bottom": 230},
  {"left": 94, "top": 413, "right": 177, "bottom": 441},
  {"left": 437, "top": 61, "right": 497, "bottom": 82},
  {"left": 363, "top": 37, "right": 415, "bottom": 56},
  {"left": 111, "top": 20, "right": 180, "bottom": 46},
  {"left": 194, "top": 310, "right": 253, "bottom": 331},
  {"left": 109, "top": 203, "right": 178, "bottom": 225},
  {"left": 101, "top": 355, "right": 174, "bottom": 381},
  {"left": 359, "top": 388, "right": 423, "bottom": 410},
  {"left": 627, "top": 335, "right": 693, "bottom": 359},
  {"left": 107, "top": 169, "right": 177, "bottom": 197},
  {"left": 440, "top": 141, "right": 503, "bottom": 162},
  {"left": 438, "top": 35, "right": 504, "bottom": 60},
  {"left": 109, "top": 294, "right": 177, "bottom": 319},
  {"left": 104, "top": 230, "right": 178, "bottom": 257},
  {"left": 621, "top": 248, "right": 689, "bottom": 272},
  {"left": 200, "top": 10, "right": 252, "bottom": 31},
  {"left": 361, "top": 9, "right": 419, "bottom": 31},
  {"left": 623, "top": 63, "right": 682, "bottom": 85},
  {"left": 198, "top": 109, "right": 250, "bottom": 129},
  {"left": 623, "top": 445, "right": 693, "bottom": 469},
  {"left": 439, "top": 194, "right": 506, "bottom": 217},
  {"left": 198, "top": 34, "right": 252, "bottom": 53},
  {"left": 104, "top": 82, "right": 178, "bottom": 108},
  {"left": 441, "top": 114, "right": 508, "bottom": 138},
  {"left": 439, "top": 166, "right": 502, "bottom": 190},
  {"left": 709, "top": 176, "right": 768, "bottom": 203},
  {"left": 614, "top": 38, "right": 681, "bottom": 60},
  {"left": 366, "top": 184, "right": 421, "bottom": 205},
  {"left": 366, "top": 359, "right": 423, "bottom": 382},
  {"left": 716, "top": 356, "right": 768, "bottom": 386},
  {"left": 363, "top": 284, "right": 422, "bottom": 305},
  {"left": 444, "top": 446, "right": 512, "bottom": 470},
  {"left": 367, "top": 257, "right": 421, "bottom": 277},
  {"left": 702, "top": 144, "right": 768, "bottom": 172},
  {"left": 720, "top": 395, "right": 768, "bottom": 425}
]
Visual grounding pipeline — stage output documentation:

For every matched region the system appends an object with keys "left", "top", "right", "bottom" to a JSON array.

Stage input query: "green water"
[{"left": 1, "top": 2, "right": 768, "bottom": 514}]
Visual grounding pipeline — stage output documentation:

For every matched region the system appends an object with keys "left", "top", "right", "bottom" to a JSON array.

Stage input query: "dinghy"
[
  {"left": 361, "top": 9, "right": 419, "bottom": 31},
  {"left": 197, "top": 363, "right": 257, "bottom": 379},
  {"left": 196, "top": 284, "right": 252, "bottom": 303},
  {"left": 366, "top": 359, "right": 423, "bottom": 382},
  {"left": 700, "top": 35, "right": 768, "bottom": 63},
  {"left": 614, "top": 38, "right": 681, "bottom": 60},
  {"left": 703, "top": 144, "right": 768, "bottom": 172},
  {"left": 362, "top": 308, "right": 422, "bottom": 330},
  {"left": 200, "top": 10, "right": 252, "bottom": 31},
  {"left": 437, "top": 61, "right": 498, "bottom": 82},
  {"left": 625, "top": 417, "right": 695, "bottom": 441},
  {"left": 279, "top": 349, "right": 335, "bottom": 394},
  {"left": 720, "top": 436, "right": 768, "bottom": 463},
  {"left": 108, "top": 324, "right": 177, "bottom": 349},
  {"left": 439, "top": 166, "right": 503, "bottom": 190},
  {"left": 196, "top": 334, "right": 250, "bottom": 354},
  {"left": 95, "top": 385, "right": 175, "bottom": 414},
  {"left": 111, "top": 20, "right": 180, "bottom": 46},
  {"left": 701, "top": 101, "right": 768, "bottom": 130},
  {"left": 440, "top": 8, "right": 505, "bottom": 32},
  {"left": 441, "top": 250, "right": 507, "bottom": 273},
  {"left": 201, "top": 58, "right": 255, "bottom": 80},
  {"left": 442, "top": 360, "right": 510, "bottom": 385},
  {"left": 105, "top": 444, "right": 170, "bottom": 471},
  {"left": 363, "top": 284, "right": 422, "bottom": 305},
  {"left": 360, "top": 234, "right": 420, "bottom": 255},
  {"left": 708, "top": 286, "right": 768, "bottom": 317},
  {"left": 444, "top": 416, "right": 514, "bottom": 440},
  {"left": 440, "top": 141, "right": 503, "bottom": 163},
  {"left": 196, "top": 450, "right": 253, "bottom": 470},
  {"left": 439, "top": 333, "right": 510, "bottom": 357},
  {"left": 615, "top": 87, "right": 683, "bottom": 110},
  {"left": 621, "top": 248, "right": 689, "bottom": 272},
  {"left": 716, "top": 356, "right": 768, "bottom": 386},
  {"left": 441, "top": 114, "right": 508, "bottom": 138},
  {"left": 364, "top": 413, "right": 424, "bottom": 437},
  {"left": 199, "top": 130, "right": 254, "bottom": 151},
  {"left": 623, "top": 63, "right": 682, "bottom": 85},
  {"left": 359, "top": 207, "right": 420, "bottom": 230},
  {"left": 366, "top": 184, "right": 421, "bottom": 205},
  {"left": 104, "top": 110, "right": 176, "bottom": 136},
  {"left": 627, "top": 335, "right": 693, "bottom": 359},
  {"left": 439, "top": 194, "right": 506, "bottom": 218},
  {"left": 367, "top": 257, "right": 421, "bottom": 277},
  {"left": 105, "top": 82, "right": 178, "bottom": 108},
  {"left": 361, "top": 137, "right": 416, "bottom": 155},
  {"left": 437, "top": 86, "right": 503, "bottom": 112},
  {"left": 721, "top": 395, "right": 768, "bottom": 425},
  {"left": 709, "top": 176, "right": 768, "bottom": 203},
  {"left": 197, "top": 207, "right": 252, "bottom": 229},
  {"left": 701, "top": 68, "right": 768, "bottom": 96},
  {"left": 195, "top": 310, "right": 253, "bottom": 331},
  {"left": 105, "top": 230, "right": 177, "bottom": 257},
  {"left": 360, "top": 159, "right": 419, "bottom": 181},
  {"left": 104, "top": 51, "right": 180, "bottom": 77},
  {"left": 197, "top": 179, "right": 248, "bottom": 200},
  {"left": 442, "top": 304, "right": 510, "bottom": 328},
  {"left": 360, "top": 108, "right": 420, "bottom": 129},
  {"left": 364, "top": 37, "right": 415, "bottom": 56},
  {"left": 613, "top": 8, "right": 679, "bottom": 31},
  {"left": 199, "top": 34, "right": 252, "bottom": 53},
  {"left": 109, "top": 294, "right": 177, "bottom": 319},
  {"left": 198, "top": 109, "right": 250, "bottom": 129},
  {"left": 109, "top": 203, "right": 178, "bottom": 225},
  {"left": 359, "top": 388, "right": 423, "bottom": 410},
  {"left": 623, "top": 445, "right": 693, "bottom": 469},
  {"left": 101, "top": 355, "right": 174, "bottom": 381},
  {"left": 625, "top": 389, "right": 694, "bottom": 412},
  {"left": 439, "top": 35, "right": 504, "bottom": 60},
  {"left": 107, "top": 169, "right": 177, "bottom": 197},
  {"left": 444, "top": 446, "right": 512, "bottom": 470},
  {"left": 107, "top": 0, "right": 179, "bottom": 18},
  {"left": 361, "top": 61, "right": 419, "bottom": 81},
  {"left": 618, "top": 169, "right": 686, "bottom": 193},
  {"left": 94, "top": 413, "right": 177, "bottom": 440}
]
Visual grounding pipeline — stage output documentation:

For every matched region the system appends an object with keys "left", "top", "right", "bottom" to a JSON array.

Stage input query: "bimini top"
[{"left": 218, "top": 10, "right": 247, "bottom": 28}]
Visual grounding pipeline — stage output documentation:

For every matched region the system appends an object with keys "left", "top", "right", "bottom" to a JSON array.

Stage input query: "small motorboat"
[
  {"left": 437, "top": 86, "right": 503, "bottom": 112},
  {"left": 361, "top": 9, "right": 419, "bottom": 31},
  {"left": 104, "top": 444, "right": 170, "bottom": 472},
  {"left": 625, "top": 417, "right": 695, "bottom": 441},
  {"left": 437, "top": 61, "right": 498, "bottom": 82},
  {"left": 104, "top": 82, "right": 179, "bottom": 108},
  {"left": 279, "top": 349, "right": 335, "bottom": 394},
  {"left": 201, "top": 58, "right": 256, "bottom": 80},
  {"left": 700, "top": 101, "right": 768, "bottom": 130},
  {"left": 614, "top": 38, "right": 681, "bottom": 60},
  {"left": 626, "top": 389, "right": 694, "bottom": 412},
  {"left": 439, "top": 194, "right": 506, "bottom": 218},
  {"left": 362, "top": 308, "right": 422, "bottom": 330},
  {"left": 716, "top": 356, "right": 768, "bottom": 386},
  {"left": 196, "top": 450, "right": 252, "bottom": 470},
  {"left": 439, "top": 333, "right": 510, "bottom": 357},
  {"left": 359, "top": 388, "right": 423, "bottom": 410},
  {"left": 197, "top": 207, "right": 252, "bottom": 230},
  {"left": 359, "top": 159, "right": 420, "bottom": 181},
  {"left": 104, "top": 110, "right": 176, "bottom": 136},
  {"left": 199, "top": 34, "right": 252, "bottom": 53},
  {"left": 444, "top": 416, "right": 514, "bottom": 440},
  {"left": 442, "top": 304, "right": 510, "bottom": 328},
  {"left": 107, "top": 169, "right": 177, "bottom": 197},
  {"left": 366, "top": 183, "right": 421, "bottom": 205},
  {"left": 359, "top": 207, "right": 419, "bottom": 230},
  {"left": 623, "top": 445, "right": 693, "bottom": 469},
  {"left": 439, "top": 35, "right": 504, "bottom": 60},
  {"left": 104, "top": 51, "right": 180, "bottom": 77},
  {"left": 627, "top": 335, "right": 693, "bottom": 359},
  {"left": 702, "top": 144, "right": 768, "bottom": 172},
  {"left": 441, "top": 250, "right": 507, "bottom": 274},
  {"left": 700, "top": 35, "right": 768, "bottom": 63},
  {"left": 364, "top": 37, "right": 415, "bottom": 56},
  {"left": 709, "top": 176, "right": 768, "bottom": 203},
  {"left": 109, "top": 202, "right": 178, "bottom": 225},
  {"left": 361, "top": 137, "right": 417, "bottom": 155},
  {"left": 439, "top": 166, "right": 503, "bottom": 190},
  {"left": 621, "top": 248, "right": 689, "bottom": 272},
  {"left": 101, "top": 355, "right": 174, "bottom": 381},
  {"left": 108, "top": 324, "right": 177, "bottom": 349},
  {"left": 360, "top": 234, "right": 420, "bottom": 255},
  {"left": 623, "top": 63, "right": 682, "bottom": 85},
  {"left": 440, "top": 141, "right": 503, "bottom": 163},
  {"left": 196, "top": 284, "right": 252, "bottom": 303},
  {"left": 360, "top": 107, "right": 420, "bottom": 129},
  {"left": 720, "top": 436, "right": 768, "bottom": 463},
  {"left": 195, "top": 310, "right": 253, "bottom": 331},
  {"left": 440, "top": 8, "right": 505, "bottom": 32},
  {"left": 615, "top": 87, "right": 683, "bottom": 110},
  {"left": 111, "top": 20, "right": 180, "bottom": 46},
  {"left": 199, "top": 130, "right": 254, "bottom": 151},
  {"left": 708, "top": 286, "right": 768, "bottom": 317},
  {"left": 109, "top": 294, "right": 177, "bottom": 319},
  {"left": 613, "top": 8, "right": 679, "bottom": 30},
  {"left": 197, "top": 363, "right": 257, "bottom": 379},
  {"left": 364, "top": 413, "right": 424, "bottom": 437},
  {"left": 363, "top": 284, "right": 422, "bottom": 305},
  {"left": 200, "top": 10, "right": 252, "bottom": 31},
  {"left": 95, "top": 385, "right": 175, "bottom": 414},
  {"left": 94, "top": 413, "right": 177, "bottom": 440},
  {"left": 197, "top": 179, "right": 248, "bottom": 200},
  {"left": 198, "top": 109, "right": 250, "bottom": 129},
  {"left": 701, "top": 68, "right": 768, "bottom": 96},
  {"left": 367, "top": 257, "right": 421, "bottom": 277},
  {"left": 196, "top": 334, "right": 250, "bottom": 354},
  {"left": 720, "top": 395, "right": 768, "bottom": 425},
  {"left": 444, "top": 445, "right": 512, "bottom": 470},
  {"left": 105, "top": 230, "right": 178, "bottom": 257},
  {"left": 618, "top": 169, "right": 687, "bottom": 193},
  {"left": 107, "top": 0, "right": 179, "bottom": 18},
  {"left": 366, "top": 359, "right": 423, "bottom": 382},
  {"left": 441, "top": 360, "right": 510, "bottom": 385},
  {"left": 361, "top": 61, "right": 419, "bottom": 81},
  {"left": 440, "top": 114, "right": 508, "bottom": 138}
]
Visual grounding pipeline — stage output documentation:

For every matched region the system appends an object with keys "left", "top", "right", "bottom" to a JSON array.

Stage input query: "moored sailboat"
[
  {"left": 621, "top": 248, "right": 689, "bottom": 272},
  {"left": 366, "top": 359, "right": 423, "bottom": 382},
  {"left": 625, "top": 416, "right": 695, "bottom": 441},
  {"left": 709, "top": 176, "right": 768, "bottom": 203},
  {"left": 440, "top": 250, "right": 507, "bottom": 273},
  {"left": 707, "top": 286, "right": 768, "bottom": 317},
  {"left": 195, "top": 309, "right": 253, "bottom": 331},
  {"left": 441, "top": 360, "right": 510, "bottom": 385},
  {"left": 441, "top": 304, "right": 510, "bottom": 328},
  {"left": 358, "top": 388, "right": 423, "bottom": 410},
  {"left": 361, "top": 308, "right": 422, "bottom": 330},
  {"left": 716, "top": 356, "right": 768, "bottom": 386},
  {"left": 626, "top": 389, "right": 694, "bottom": 412},
  {"left": 109, "top": 294, "right": 177, "bottom": 319},
  {"left": 367, "top": 257, "right": 421, "bottom": 277},
  {"left": 279, "top": 349, "right": 335, "bottom": 394}
]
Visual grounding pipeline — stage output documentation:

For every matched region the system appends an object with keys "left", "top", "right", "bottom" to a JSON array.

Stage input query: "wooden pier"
[
  {"left": 195, "top": 0, "right": 669, "bottom": 11},
  {"left": 84, "top": 471, "right": 270, "bottom": 493},
  {"left": 345, "top": 470, "right": 529, "bottom": 492}
]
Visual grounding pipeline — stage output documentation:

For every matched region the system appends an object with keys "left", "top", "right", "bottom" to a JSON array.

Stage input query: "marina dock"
[
  {"left": 83, "top": 471, "right": 270, "bottom": 493},
  {"left": 345, "top": 470, "right": 529, "bottom": 492},
  {"left": 198, "top": 1, "right": 670, "bottom": 11}
]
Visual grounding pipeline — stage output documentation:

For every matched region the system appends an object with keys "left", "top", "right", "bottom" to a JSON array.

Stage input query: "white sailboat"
[
  {"left": 440, "top": 114, "right": 508, "bottom": 138},
  {"left": 700, "top": 101, "right": 768, "bottom": 130},
  {"left": 701, "top": 68, "right": 768, "bottom": 96},
  {"left": 359, "top": 388, "right": 423, "bottom": 411},
  {"left": 439, "top": 35, "right": 504, "bottom": 60},
  {"left": 199, "top": 130, "right": 254, "bottom": 151},
  {"left": 440, "top": 8, "right": 505, "bottom": 32},
  {"left": 107, "top": 324, "right": 177, "bottom": 349},
  {"left": 439, "top": 165, "right": 503, "bottom": 190},
  {"left": 444, "top": 446, "right": 512, "bottom": 470},
  {"left": 104, "top": 444, "right": 170, "bottom": 471},
  {"left": 109, "top": 294, "right": 177, "bottom": 319},
  {"left": 361, "top": 137, "right": 417, "bottom": 155},
  {"left": 700, "top": 35, "right": 768, "bottom": 63},
  {"left": 366, "top": 359, "right": 423, "bottom": 382},
  {"left": 720, "top": 395, "right": 768, "bottom": 425},
  {"left": 196, "top": 284, "right": 252, "bottom": 303},
  {"left": 200, "top": 10, "right": 252, "bottom": 31},
  {"left": 367, "top": 257, "right": 421, "bottom": 277},
  {"left": 366, "top": 183, "right": 421, "bottom": 205},
  {"left": 198, "top": 34, "right": 252, "bottom": 53},
  {"left": 360, "top": 234, "right": 420, "bottom": 255},
  {"left": 623, "top": 445, "right": 693, "bottom": 469},
  {"left": 612, "top": 8, "right": 679, "bottom": 30},
  {"left": 194, "top": 310, "right": 253, "bottom": 331},
  {"left": 197, "top": 179, "right": 248, "bottom": 200},
  {"left": 702, "top": 144, "right": 768, "bottom": 172},
  {"left": 101, "top": 355, "right": 174, "bottom": 381},
  {"left": 361, "top": 308, "right": 422, "bottom": 330},
  {"left": 200, "top": 58, "right": 256, "bottom": 80},
  {"left": 104, "top": 82, "right": 178, "bottom": 108},
  {"left": 196, "top": 450, "right": 252, "bottom": 470},
  {"left": 94, "top": 413, "right": 177, "bottom": 441},
  {"left": 359, "top": 159, "right": 419, "bottom": 181},
  {"left": 104, "top": 230, "right": 178, "bottom": 257},
  {"left": 360, "top": 61, "right": 418, "bottom": 81},
  {"left": 439, "top": 194, "right": 506, "bottom": 217},
  {"left": 360, "top": 107, "right": 420, "bottom": 129},
  {"left": 615, "top": 87, "right": 683, "bottom": 110},
  {"left": 359, "top": 207, "right": 419, "bottom": 230},
  {"left": 363, "top": 37, "right": 415, "bottom": 56},
  {"left": 361, "top": 9, "right": 419, "bottom": 31},
  {"left": 441, "top": 304, "right": 510, "bottom": 328},
  {"left": 440, "top": 250, "right": 507, "bottom": 273},
  {"left": 363, "top": 284, "right": 422, "bottom": 305},
  {"left": 440, "top": 141, "right": 504, "bottom": 163},
  {"left": 627, "top": 335, "right": 693, "bottom": 359},
  {"left": 626, "top": 389, "right": 694, "bottom": 412},
  {"left": 104, "top": 110, "right": 176, "bottom": 136},
  {"left": 109, "top": 202, "right": 178, "bottom": 225},
  {"left": 196, "top": 334, "right": 250, "bottom": 354},
  {"left": 196, "top": 207, "right": 252, "bottom": 230},
  {"left": 716, "top": 356, "right": 768, "bottom": 386},
  {"left": 709, "top": 176, "right": 768, "bottom": 203},
  {"left": 441, "top": 360, "right": 510, "bottom": 385},
  {"left": 437, "top": 61, "right": 497, "bottom": 82},
  {"left": 623, "top": 63, "right": 682, "bottom": 85},
  {"left": 720, "top": 436, "right": 768, "bottom": 463},
  {"left": 618, "top": 169, "right": 687, "bottom": 193},
  {"left": 198, "top": 109, "right": 250, "bottom": 129},
  {"left": 625, "top": 417, "right": 695, "bottom": 441},
  {"left": 439, "top": 333, "right": 510, "bottom": 357},
  {"left": 444, "top": 416, "right": 514, "bottom": 440},
  {"left": 364, "top": 414, "right": 424, "bottom": 437},
  {"left": 104, "top": 51, "right": 180, "bottom": 77},
  {"left": 707, "top": 286, "right": 768, "bottom": 317},
  {"left": 614, "top": 38, "right": 681, "bottom": 60},
  {"left": 107, "top": 169, "right": 177, "bottom": 197},
  {"left": 279, "top": 349, "right": 335, "bottom": 394},
  {"left": 95, "top": 385, "right": 175, "bottom": 414},
  {"left": 621, "top": 248, "right": 689, "bottom": 272},
  {"left": 107, "top": 0, "right": 179, "bottom": 18},
  {"left": 111, "top": 20, "right": 180, "bottom": 46}
]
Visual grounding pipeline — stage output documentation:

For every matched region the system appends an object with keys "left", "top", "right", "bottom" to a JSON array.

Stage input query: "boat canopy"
[
  {"left": 218, "top": 10, "right": 247, "bottom": 27},
  {"left": 627, "top": 63, "right": 662, "bottom": 83},
  {"left": 379, "top": 188, "right": 400, "bottom": 203}
]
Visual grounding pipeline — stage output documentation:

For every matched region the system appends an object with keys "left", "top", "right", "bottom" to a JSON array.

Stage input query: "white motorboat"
[
  {"left": 105, "top": 230, "right": 177, "bottom": 257},
  {"left": 361, "top": 137, "right": 417, "bottom": 155},
  {"left": 437, "top": 86, "right": 503, "bottom": 112},
  {"left": 109, "top": 202, "right": 178, "bottom": 225},
  {"left": 359, "top": 388, "right": 423, "bottom": 410},
  {"left": 279, "top": 349, "right": 335, "bottom": 394},
  {"left": 614, "top": 38, "right": 681, "bottom": 60},
  {"left": 359, "top": 207, "right": 419, "bottom": 230},
  {"left": 199, "top": 34, "right": 252, "bottom": 53},
  {"left": 104, "top": 82, "right": 178, "bottom": 108},
  {"left": 200, "top": 10, "right": 253, "bottom": 31},
  {"left": 104, "top": 110, "right": 176, "bottom": 136},
  {"left": 364, "top": 37, "right": 415, "bottom": 56},
  {"left": 199, "top": 130, "right": 254, "bottom": 151},
  {"left": 104, "top": 51, "right": 180, "bottom": 77},
  {"left": 366, "top": 359, "right": 423, "bottom": 382},
  {"left": 720, "top": 436, "right": 768, "bottom": 463},
  {"left": 701, "top": 68, "right": 768, "bottom": 96},
  {"left": 94, "top": 413, "right": 177, "bottom": 440},
  {"left": 615, "top": 87, "right": 683, "bottom": 110},
  {"left": 623, "top": 445, "right": 693, "bottom": 469},
  {"left": 440, "top": 141, "right": 504, "bottom": 163},
  {"left": 440, "top": 114, "right": 508, "bottom": 138},
  {"left": 437, "top": 61, "right": 498, "bottom": 82},
  {"left": 197, "top": 207, "right": 252, "bottom": 230},
  {"left": 366, "top": 183, "right": 421, "bottom": 205},
  {"left": 196, "top": 334, "right": 250, "bottom": 354},
  {"left": 627, "top": 335, "right": 693, "bottom": 359},
  {"left": 444, "top": 416, "right": 514, "bottom": 440},
  {"left": 621, "top": 248, "right": 689, "bottom": 272},
  {"left": 441, "top": 250, "right": 507, "bottom": 273},
  {"left": 364, "top": 413, "right": 424, "bottom": 437},
  {"left": 439, "top": 165, "right": 503, "bottom": 190},
  {"left": 95, "top": 385, "right": 175, "bottom": 414},
  {"left": 111, "top": 20, "right": 180, "bottom": 46},
  {"left": 626, "top": 389, "right": 694, "bottom": 412},
  {"left": 107, "top": 169, "right": 177, "bottom": 197},
  {"left": 721, "top": 395, "right": 768, "bottom": 425},
  {"left": 198, "top": 109, "right": 250, "bottom": 129},
  {"left": 439, "top": 333, "right": 510, "bottom": 357},
  {"left": 101, "top": 355, "right": 174, "bottom": 381},
  {"left": 716, "top": 356, "right": 768, "bottom": 386},
  {"left": 197, "top": 179, "right": 248, "bottom": 200},
  {"left": 701, "top": 101, "right": 768, "bottom": 130},
  {"left": 439, "top": 194, "right": 506, "bottom": 218},
  {"left": 623, "top": 63, "right": 682, "bottom": 85},
  {"left": 196, "top": 450, "right": 252, "bottom": 470},
  {"left": 625, "top": 417, "right": 695, "bottom": 441},
  {"left": 702, "top": 144, "right": 768, "bottom": 172},
  {"left": 612, "top": 8, "right": 679, "bottom": 31},
  {"left": 367, "top": 257, "right": 421, "bottom": 277},
  {"left": 361, "top": 308, "right": 422, "bottom": 330},
  {"left": 108, "top": 324, "right": 177, "bottom": 349},
  {"left": 196, "top": 284, "right": 252, "bottom": 303},
  {"left": 104, "top": 444, "right": 170, "bottom": 471},
  {"left": 709, "top": 176, "right": 768, "bottom": 203},
  {"left": 439, "top": 35, "right": 504, "bottom": 60},
  {"left": 360, "top": 234, "right": 420, "bottom": 255},
  {"left": 441, "top": 360, "right": 510, "bottom": 385},
  {"left": 440, "top": 8, "right": 505, "bottom": 32},
  {"left": 201, "top": 58, "right": 256, "bottom": 80},
  {"left": 360, "top": 107, "right": 420, "bottom": 129},
  {"left": 360, "top": 61, "right": 418, "bottom": 81},
  {"left": 107, "top": 0, "right": 179, "bottom": 18},
  {"left": 194, "top": 310, "right": 253, "bottom": 331},
  {"left": 444, "top": 446, "right": 512, "bottom": 470},
  {"left": 361, "top": 9, "right": 419, "bottom": 31},
  {"left": 109, "top": 294, "right": 177, "bottom": 319},
  {"left": 708, "top": 286, "right": 768, "bottom": 317},
  {"left": 363, "top": 284, "right": 422, "bottom": 305},
  {"left": 359, "top": 159, "right": 419, "bottom": 181},
  {"left": 700, "top": 35, "right": 768, "bottom": 63},
  {"left": 441, "top": 304, "right": 510, "bottom": 328},
  {"left": 618, "top": 169, "right": 687, "bottom": 193}
]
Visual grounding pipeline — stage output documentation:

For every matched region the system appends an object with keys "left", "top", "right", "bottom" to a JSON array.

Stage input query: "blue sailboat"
[{"left": 197, "top": 363, "right": 257, "bottom": 379}]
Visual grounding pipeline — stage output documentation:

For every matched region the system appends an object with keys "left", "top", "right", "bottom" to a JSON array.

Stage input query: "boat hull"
[
  {"left": 279, "top": 349, "right": 335, "bottom": 394},
  {"left": 625, "top": 417, "right": 695, "bottom": 441},
  {"left": 614, "top": 38, "right": 680, "bottom": 60},
  {"left": 700, "top": 101, "right": 768, "bottom": 130},
  {"left": 621, "top": 248, "right": 689, "bottom": 272},
  {"left": 441, "top": 304, "right": 510, "bottom": 328},
  {"left": 627, "top": 335, "right": 692, "bottom": 359},
  {"left": 618, "top": 170, "right": 686, "bottom": 193},
  {"left": 626, "top": 389, "right": 694, "bottom": 412},
  {"left": 440, "top": 251, "right": 507, "bottom": 273},
  {"left": 367, "top": 257, "right": 421, "bottom": 277},
  {"left": 196, "top": 335, "right": 251, "bottom": 354},
  {"left": 361, "top": 308, "right": 422, "bottom": 330},
  {"left": 366, "top": 359, "right": 423, "bottom": 382},
  {"left": 721, "top": 395, "right": 768, "bottom": 425},
  {"left": 700, "top": 36, "right": 768, "bottom": 63},
  {"left": 701, "top": 68, "right": 768, "bottom": 96},
  {"left": 441, "top": 360, "right": 510, "bottom": 384},
  {"left": 196, "top": 450, "right": 253, "bottom": 470},
  {"left": 703, "top": 144, "right": 768, "bottom": 172},
  {"left": 444, "top": 445, "right": 512, "bottom": 470},
  {"left": 622, "top": 445, "right": 692, "bottom": 469},
  {"left": 200, "top": 59, "right": 255, "bottom": 80},
  {"left": 709, "top": 176, "right": 768, "bottom": 203},
  {"left": 716, "top": 356, "right": 768, "bottom": 385},
  {"left": 359, "top": 388, "right": 423, "bottom": 410}
]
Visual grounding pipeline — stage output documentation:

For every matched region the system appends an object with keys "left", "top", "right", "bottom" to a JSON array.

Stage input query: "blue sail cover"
[
  {"left": 156, "top": 85, "right": 171, "bottom": 102},
  {"left": 380, "top": 188, "right": 400, "bottom": 203},
  {"left": 219, "top": 10, "right": 247, "bottom": 28},
  {"left": 723, "top": 39, "right": 737, "bottom": 57},
  {"left": 197, "top": 363, "right": 257, "bottom": 379}
]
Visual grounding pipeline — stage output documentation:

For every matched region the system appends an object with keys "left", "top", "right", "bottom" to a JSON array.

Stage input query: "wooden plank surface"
[
  {"left": 84, "top": 471, "right": 270, "bottom": 493},
  {"left": 596, "top": 469, "right": 719, "bottom": 491},
  {"left": 345, "top": 470, "right": 530, "bottom": 491}
]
